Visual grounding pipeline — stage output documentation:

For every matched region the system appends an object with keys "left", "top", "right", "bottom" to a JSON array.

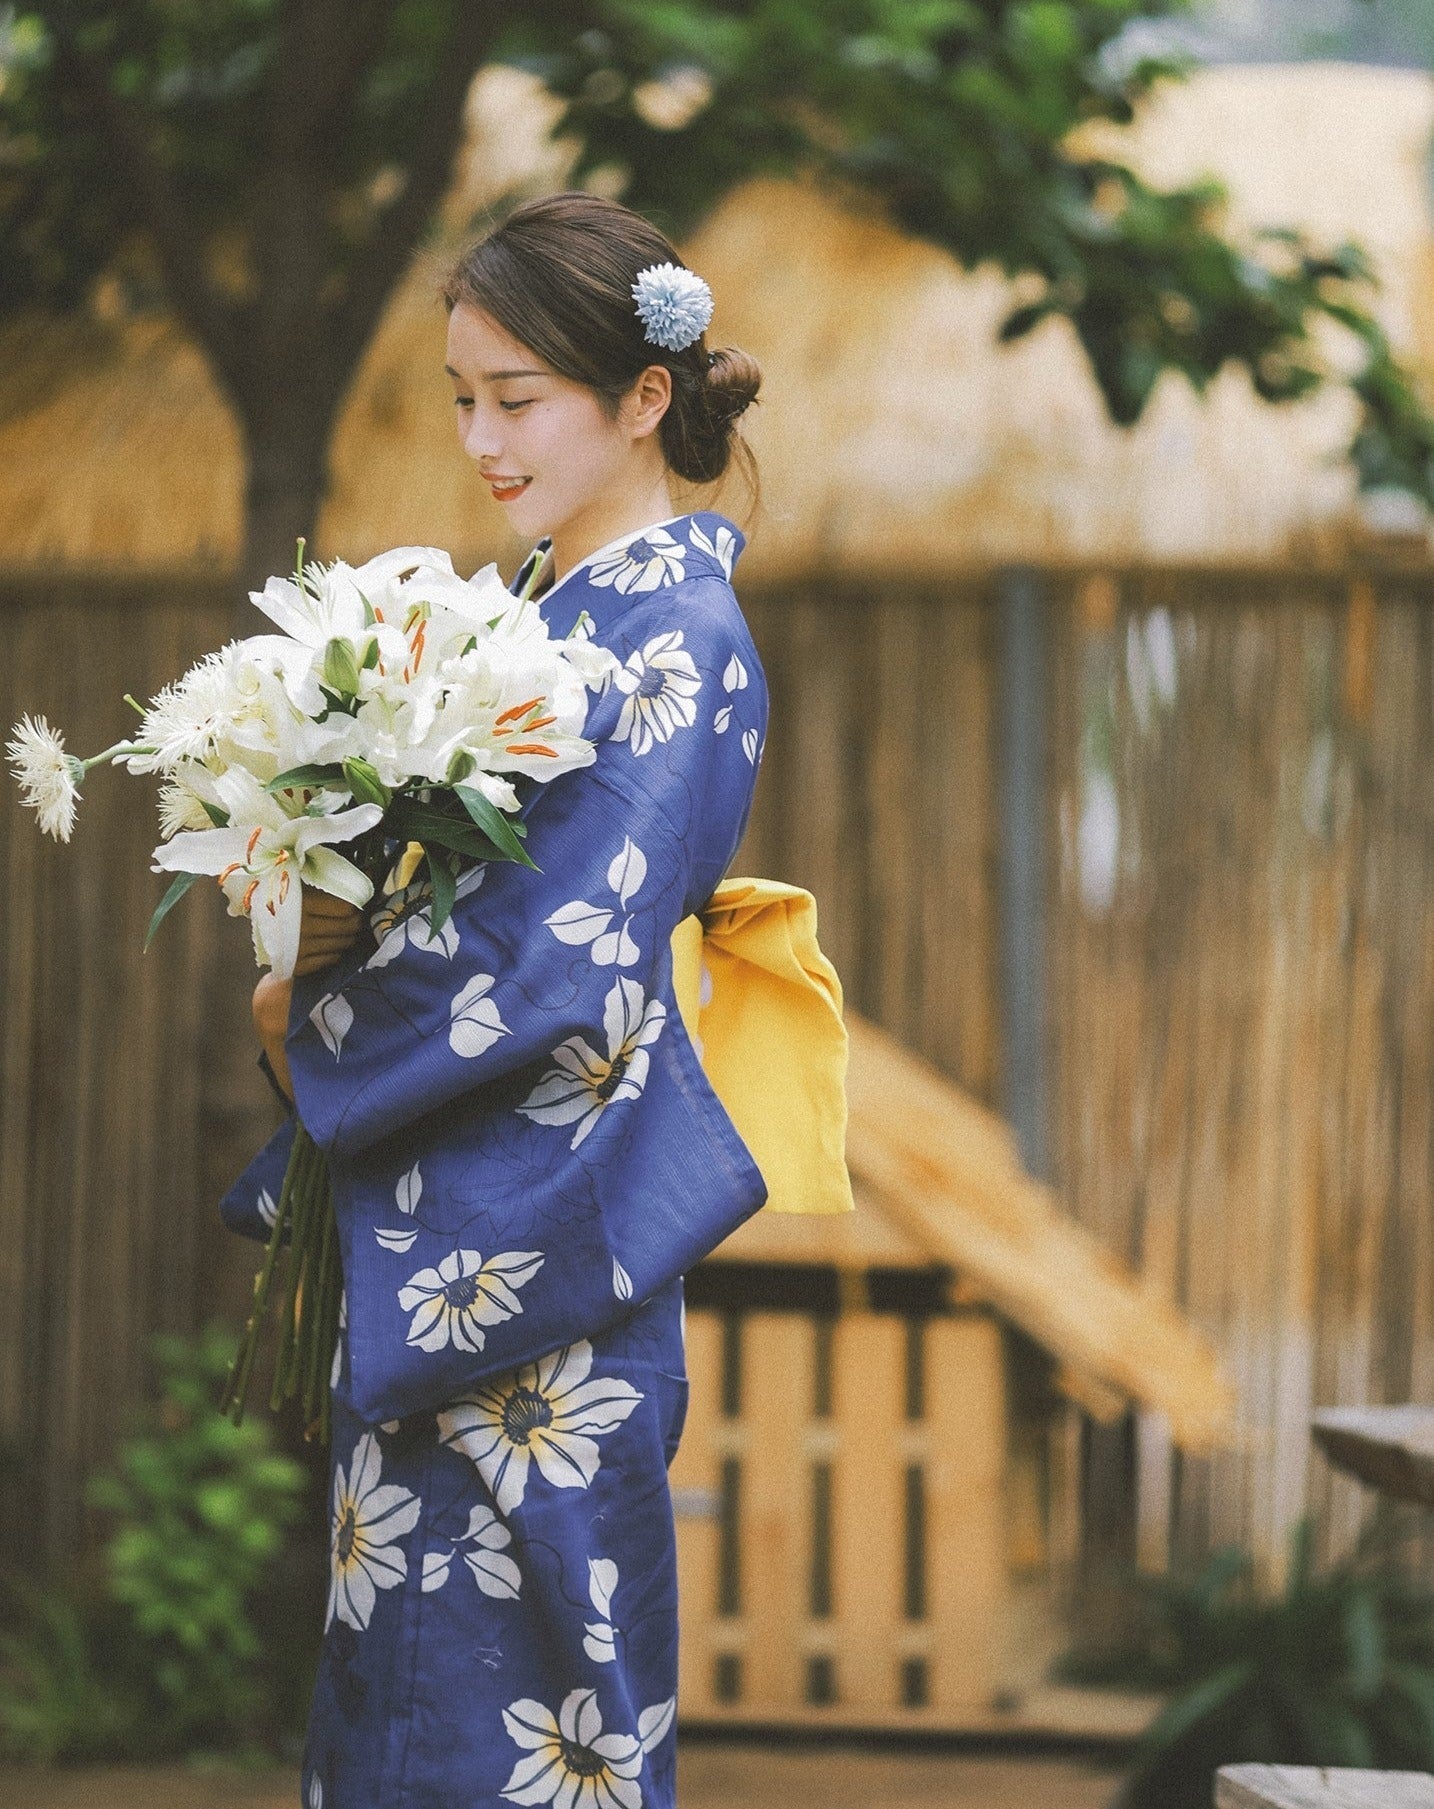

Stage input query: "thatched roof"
[
  {"left": 1, "top": 62, "right": 1431, "bottom": 579},
  {"left": 712, "top": 1013, "right": 1235, "bottom": 1453}
]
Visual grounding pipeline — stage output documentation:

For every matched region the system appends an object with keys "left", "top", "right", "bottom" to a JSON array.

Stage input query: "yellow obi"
[{"left": 670, "top": 878, "right": 853, "bottom": 1215}]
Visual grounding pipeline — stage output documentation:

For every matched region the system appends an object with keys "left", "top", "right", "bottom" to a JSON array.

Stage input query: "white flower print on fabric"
[
  {"left": 326, "top": 1430, "right": 421, "bottom": 1633},
  {"left": 583, "top": 1557, "right": 619, "bottom": 1664},
  {"left": 544, "top": 837, "right": 647, "bottom": 969},
  {"left": 713, "top": 649, "right": 749, "bottom": 734},
  {"left": 741, "top": 727, "right": 760, "bottom": 765},
  {"left": 375, "top": 1161, "right": 423, "bottom": 1253},
  {"left": 516, "top": 977, "right": 666, "bottom": 1150},
  {"left": 689, "top": 519, "right": 737, "bottom": 578},
  {"left": 256, "top": 1187, "right": 278, "bottom": 1229},
  {"left": 435, "top": 1340, "right": 643, "bottom": 1517},
  {"left": 398, "top": 1247, "right": 545, "bottom": 1354},
  {"left": 449, "top": 972, "right": 511, "bottom": 1058},
  {"left": 310, "top": 991, "right": 353, "bottom": 1059},
  {"left": 612, "top": 1257, "right": 634, "bottom": 1302},
  {"left": 367, "top": 864, "right": 484, "bottom": 969},
  {"left": 610, "top": 631, "right": 701, "bottom": 757},
  {"left": 421, "top": 1502, "right": 522, "bottom": 1600},
  {"left": 587, "top": 527, "right": 685, "bottom": 595},
  {"left": 500, "top": 1687, "right": 646, "bottom": 1809},
  {"left": 306, "top": 1773, "right": 323, "bottom": 1809},
  {"left": 637, "top": 1697, "right": 676, "bottom": 1754}
]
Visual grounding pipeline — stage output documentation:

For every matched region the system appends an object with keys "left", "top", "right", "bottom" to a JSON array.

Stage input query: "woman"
[{"left": 231, "top": 192, "right": 769, "bottom": 1808}]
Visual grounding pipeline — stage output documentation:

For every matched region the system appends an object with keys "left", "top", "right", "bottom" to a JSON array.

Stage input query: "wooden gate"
[{"left": 671, "top": 1305, "right": 1008, "bottom": 1727}]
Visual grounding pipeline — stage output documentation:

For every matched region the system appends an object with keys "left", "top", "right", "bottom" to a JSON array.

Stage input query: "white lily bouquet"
[{"left": 7, "top": 540, "right": 616, "bottom": 1441}]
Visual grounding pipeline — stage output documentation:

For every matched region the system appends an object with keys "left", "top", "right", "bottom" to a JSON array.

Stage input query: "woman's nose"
[{"left": 461, "top": 412, "right": 503, "bottom": 462}]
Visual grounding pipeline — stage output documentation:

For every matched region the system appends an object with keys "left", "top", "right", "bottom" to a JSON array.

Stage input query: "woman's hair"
[{"left": 437, "top": 192, "right": 760, "bottom": 492}]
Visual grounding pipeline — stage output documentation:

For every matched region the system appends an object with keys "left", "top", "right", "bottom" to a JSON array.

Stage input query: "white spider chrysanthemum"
[
  {"left": 631, "top": 261, "right": 713, "bottom": 351},
  {"left": 6, "top": 714, "right": 82, "bottom": 842},
  {"left": 156, "top": 766, "right": 224, "bottom": 839}
]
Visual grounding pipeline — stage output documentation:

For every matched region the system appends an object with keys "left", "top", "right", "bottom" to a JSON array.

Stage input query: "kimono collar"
[{"left": 508, "top": 510, "right": 745, "bottom": 635}]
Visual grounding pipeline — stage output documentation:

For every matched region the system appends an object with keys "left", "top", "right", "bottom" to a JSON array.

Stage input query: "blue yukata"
[{"left": 220, "top": 510, "right": 769, "bottom": 1808}]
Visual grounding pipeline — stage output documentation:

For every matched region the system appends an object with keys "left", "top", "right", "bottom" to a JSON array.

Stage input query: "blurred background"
[{"left": 1, "top": 3, "right": 1432, "bottom": 1807}]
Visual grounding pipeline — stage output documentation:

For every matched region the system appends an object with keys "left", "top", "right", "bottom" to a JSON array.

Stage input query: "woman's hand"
[
  {"left": 251, "top": 893, "right": 366, "bottom": 1103},
  {"left": 294, "top": 891, "right": 365, "bottom": 977},
  {"left": 253, "top": 971, "right": 294, "bottom": 1104}
]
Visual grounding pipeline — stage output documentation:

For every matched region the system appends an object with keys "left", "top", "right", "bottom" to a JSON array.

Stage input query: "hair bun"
[{"left": 703, "top": 346, "right": 761, "bottom": 425}]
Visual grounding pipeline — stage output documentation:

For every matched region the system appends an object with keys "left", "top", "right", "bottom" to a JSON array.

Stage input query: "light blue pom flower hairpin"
[{"left": 631, "top": 261, "right": 714, "bottom": 352}]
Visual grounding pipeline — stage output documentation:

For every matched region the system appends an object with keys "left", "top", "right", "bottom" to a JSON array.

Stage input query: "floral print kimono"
[{"left": 221, "top": 510, "right": 769, "bottom": 1808}]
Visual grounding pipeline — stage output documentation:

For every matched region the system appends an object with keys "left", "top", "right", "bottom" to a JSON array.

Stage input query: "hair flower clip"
[{"left": 631, "top": 261, "right": 714, "bottom": 352}]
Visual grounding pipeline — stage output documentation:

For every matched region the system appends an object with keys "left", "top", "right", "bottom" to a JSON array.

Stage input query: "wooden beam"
[
  {"left": 843, "top": 1013, "right": 1235, "bottom": 1449},
  {"left": 1217, "top": 1766, "right": 1434, "bottom": 1808}
]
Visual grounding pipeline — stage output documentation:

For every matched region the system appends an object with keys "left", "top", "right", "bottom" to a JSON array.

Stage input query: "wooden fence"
[
  {"left": 670, "top": 1305, "right": 1007, "bottom": 1727},
  {"left": 0, "top": 565, "right": 1430, "bottom": 1599}
]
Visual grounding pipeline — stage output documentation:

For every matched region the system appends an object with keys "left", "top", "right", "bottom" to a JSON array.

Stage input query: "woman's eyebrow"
[{"left": 444, "top": 365, "right": 547, "bottom": 382}]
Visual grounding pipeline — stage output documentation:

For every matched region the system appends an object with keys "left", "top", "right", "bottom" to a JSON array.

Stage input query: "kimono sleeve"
[
  {"left": 217, "top": 1115, "right": 295, "bottom": 1244},
  {"left": 281, "top": 603, "right": 759, "bottom": 1161}
]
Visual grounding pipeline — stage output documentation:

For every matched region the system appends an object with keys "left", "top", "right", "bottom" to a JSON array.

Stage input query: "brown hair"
[{"left": 437, "top": 192, "right": 760, "bottom": 492}]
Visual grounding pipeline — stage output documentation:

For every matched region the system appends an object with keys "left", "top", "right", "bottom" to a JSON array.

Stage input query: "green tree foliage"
[
  {"left": 2, "top": 0, "right": 1431, "bottom": 588},
  {"left": 0, "top": 1322, "right": 314, "bottom": 1762}
]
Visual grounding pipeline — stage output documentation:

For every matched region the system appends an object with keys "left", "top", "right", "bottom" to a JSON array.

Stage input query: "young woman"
[{"left": 231, "top": 192, "right": 769, "bottom": 1808}]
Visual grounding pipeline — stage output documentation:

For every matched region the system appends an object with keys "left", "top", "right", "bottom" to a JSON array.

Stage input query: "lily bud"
[
  {"left": 342, "top": 755, "right": 391, "bottom": 809},
  {"left": 321, "top": 637, "right": 362, "bottom": 697}
]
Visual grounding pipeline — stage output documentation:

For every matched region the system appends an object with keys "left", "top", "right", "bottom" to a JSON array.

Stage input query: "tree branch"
[
  {"left": 324, "top": 7, "right": 500, "bottom": 392},
  {"left": 45, "top": 14, "right": 243, "bottom": 397}
]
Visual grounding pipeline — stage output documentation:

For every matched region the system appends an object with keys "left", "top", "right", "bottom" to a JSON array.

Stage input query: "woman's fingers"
[
  {"left": 295, "top": 892, "right": 365, "bottom": 974},
  {"left": 294, "top": 946, "right": 353, "bottom": 977}
]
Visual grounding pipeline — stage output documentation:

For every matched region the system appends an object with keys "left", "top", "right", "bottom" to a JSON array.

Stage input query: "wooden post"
[
  {"left": 995, "top": 564, "right": 1050, "bottom": 1180},
  {"left": 1217, "top": 1766, "right": 1434, "bottom": 1808}
]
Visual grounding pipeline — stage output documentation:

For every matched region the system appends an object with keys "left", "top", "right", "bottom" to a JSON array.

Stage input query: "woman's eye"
[
  {"left": 500, "top": 399, "right": 535, "bottom": 413},
  {"left": 453, "top": 397, "right": 473, "bottom": 409}
]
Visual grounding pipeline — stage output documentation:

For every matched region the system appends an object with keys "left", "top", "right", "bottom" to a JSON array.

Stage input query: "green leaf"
[
  {"left": 455, "top": 786, "right": 539, "bottom": 869},
  {"left": 145, "top": 871, "right": 202, "bottom": 951},
  {"left": 1127, "top": 1660, "right": 1255, "bottom": 1782},
  {"left": 424, "top": 848, "right": 457, "bottom": 938},
  {"left": 265, "top": 764, "right": 345, "bottom": 794}
]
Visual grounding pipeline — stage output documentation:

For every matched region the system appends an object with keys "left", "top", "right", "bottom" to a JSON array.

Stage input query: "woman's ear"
[{"left": 625, "top": 363, "right": 672, "bottom": 441}]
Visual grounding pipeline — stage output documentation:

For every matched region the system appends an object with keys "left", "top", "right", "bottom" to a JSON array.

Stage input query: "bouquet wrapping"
[{"left": 8, "top": 541, "right": 617, "bottom": 1440}]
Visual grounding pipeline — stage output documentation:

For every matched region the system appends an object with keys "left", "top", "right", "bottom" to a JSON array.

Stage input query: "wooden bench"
[
  {"left": 1311, "top": 1406, "right": 1434, "bottom": 1509},
  {"left": 1218, "top": 1766, "right": 1434, "bottom": 1807}
]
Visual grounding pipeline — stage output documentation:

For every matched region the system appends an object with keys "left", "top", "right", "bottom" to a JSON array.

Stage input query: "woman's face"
[{"left": 445, "top": 300, "right": 661, "bottom": 547}]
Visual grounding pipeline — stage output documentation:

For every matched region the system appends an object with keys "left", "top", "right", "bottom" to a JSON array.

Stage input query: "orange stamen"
[
  {"left": 217, "top": 861, "right": 243, "bottom": 887},
  {"left": 241, "top": 877, "right": 260, "bottom": 914},
  {"left": 522, "top": 713, "right": 557, "bottom": 731},
  {"left": 507, "top": 742, "right": 558, "bottom": 757},
  {"left": 496, "top": 695, "right": 544, "bottom": 727},
  {"left": 246, "top": 825, "right": 263, "bottom": 861}
]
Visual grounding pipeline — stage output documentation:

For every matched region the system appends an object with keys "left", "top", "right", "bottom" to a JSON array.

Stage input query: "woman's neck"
[{"left": 547, "top": 473, "right": 676, "bottom": 583}]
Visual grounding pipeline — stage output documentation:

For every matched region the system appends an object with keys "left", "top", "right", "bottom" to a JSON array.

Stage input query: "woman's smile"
[{"left": 486, "top": 474, "right": 531, "bottom": 503}]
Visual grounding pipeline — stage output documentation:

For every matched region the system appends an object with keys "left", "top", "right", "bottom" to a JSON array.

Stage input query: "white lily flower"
[
  {"left": 7, "top": 714, "right": 82, "bottom": 842},
  {"left": 151, "top": 768, "right": 381, "bottom": 976}
]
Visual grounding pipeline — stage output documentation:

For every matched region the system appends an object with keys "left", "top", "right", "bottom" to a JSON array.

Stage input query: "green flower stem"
[
  {"left": 304, "top": 1171, "right": 338, "bottom": 1426},
  {"left": 221, "top": 1122, "right": 342, "bottom": 1445},
  {"left": 219, "top": 1126, "right": 306, "bottom": 1423},
  {"left": 269, "top": 1131, "right": 320, "bottom": 1409},
  {"left": 81, "top": 739, "right": 155, "bottom": 772}
]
